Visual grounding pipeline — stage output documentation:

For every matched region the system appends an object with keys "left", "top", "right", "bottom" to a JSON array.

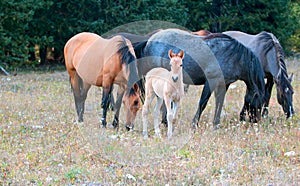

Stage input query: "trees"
[
  {"left": 1, "top": 0, "right": 299, "bottom": 69},
  {"left": 0, "top": 0, "right": 47, "bottom": 68}
]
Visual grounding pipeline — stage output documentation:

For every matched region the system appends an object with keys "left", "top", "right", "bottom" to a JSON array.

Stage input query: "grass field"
[{"left": 1, "top": 59, "right": 300, "bottom": 185}]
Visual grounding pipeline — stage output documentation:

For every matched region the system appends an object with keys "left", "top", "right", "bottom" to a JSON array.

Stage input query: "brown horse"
[
  {"left": 191, "top": 29, "right": 212, "bottom": 36},
  {"left": 64, "top": 32, "right": 140, "bottom": 130}
]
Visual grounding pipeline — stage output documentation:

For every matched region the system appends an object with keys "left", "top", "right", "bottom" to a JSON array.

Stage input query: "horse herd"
[{"left": 64, "top": 28, "right": 294, "bottom": 139}]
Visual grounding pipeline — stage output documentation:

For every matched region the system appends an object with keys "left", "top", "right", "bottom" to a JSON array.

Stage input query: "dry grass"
[{"left": 1, "top": 59, "right": 300, "bottom": 185}]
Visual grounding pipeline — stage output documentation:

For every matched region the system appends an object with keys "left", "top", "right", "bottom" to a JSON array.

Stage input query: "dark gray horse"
[
  {"left": 224, "top": 31, "right": 294, "bottom": 119},
  {"left": 134, "top": 29, "right": 265, "bottom": 128}
]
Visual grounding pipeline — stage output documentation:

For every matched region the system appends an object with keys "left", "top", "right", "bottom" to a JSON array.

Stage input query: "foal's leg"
[
  {"left": 192, "top": 81, "right": 213, "bottom": 128},
  {"left": 142, "top": 88, "right": 155, "bottom": 139},
  {"left": 164, "top": 97, "right": 173, "bottom": 139},
  {"left": 262, "top": 77, "right": 273, "bottom": 118},
  {"left": 172, "top": 101, "right": 179, "bottom": 124},
  {"left": 71, "top": 72, "right": 91, "bottom": 122},
  {"left": 153, "top": 97, "right": 163, "bottom": 138},
  {"left": 100, "top": 85, "right": 113, "bottom": 128}
]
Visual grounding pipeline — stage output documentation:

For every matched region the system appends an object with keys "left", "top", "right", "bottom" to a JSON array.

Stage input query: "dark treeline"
[{"left": 1, "top": 0, "right": 299, "bottom": 69}]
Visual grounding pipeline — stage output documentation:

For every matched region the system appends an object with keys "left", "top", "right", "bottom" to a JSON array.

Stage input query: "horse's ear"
[
  {"left": 168, "top": 49, "right": 173, "bottom": 59},
  {"left": 178, "top": 50, "right": 185, "bottom": 59},
  {"left": 133, "top": 83, "right": 139, "bottom": 92},
  {"left": 288, "top": 73, "right": 294, "bottom": 82}
]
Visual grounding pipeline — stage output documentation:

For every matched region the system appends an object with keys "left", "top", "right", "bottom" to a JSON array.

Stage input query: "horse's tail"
[
  {"left": 250, "top": 52, "right": 265, "bottom": 103},
  {"left": 134, "top": 40, "right": 147, "bottom": 59}
]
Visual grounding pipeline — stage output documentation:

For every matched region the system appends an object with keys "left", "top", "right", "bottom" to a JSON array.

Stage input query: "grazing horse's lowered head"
[{"left": 118, "top": 38, "right": 141, "bottom": 130}]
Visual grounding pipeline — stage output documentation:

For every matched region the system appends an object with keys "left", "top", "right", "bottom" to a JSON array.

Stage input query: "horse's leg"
[
  {"left": 100, "top": 85, "right": 113, "bottom": 128},
  {"left": 108, "top": 85, "right": 115, "bottom": 111},
  {"left": 142, "top": 90, "right": 155, "bottom": 139},
  {"left": 137, "top": 78, "right": 145, "bottom": 103},
  {"left": 213, "top": 84, "right": 228, "bottom": 129},
  {"left": 112, "top": 85, "right": 125, "bottom": 129},
  {"left": 262, "top": 77, "right": 273, "bottom": 117},
  {"left": 239, "top": 103, "right": 247, "bottom": 121},
  {"left": 240, "top": 88, "right": 252, "bottom": 121},
  {"left": 71, "top": 72, "right": 91, "bottom": 122},
  {"left": 161, "top": 102, "right": 168, "bottom": 127},
  {"left": 192, "top": 81, "right": 213, "bottom": 128},
  {"left": 153, "top": 97, "right": 163, "bottom": 138},
  {"left": 164, "top": 97, "right": 173, "bottom": 139}
]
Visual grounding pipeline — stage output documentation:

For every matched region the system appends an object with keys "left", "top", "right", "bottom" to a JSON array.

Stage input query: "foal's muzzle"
[{"left": 172, "top": 76, "right": 178, "bottom": 82}]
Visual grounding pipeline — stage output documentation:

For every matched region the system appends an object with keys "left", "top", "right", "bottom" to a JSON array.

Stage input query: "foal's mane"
[{"left": 204, "top": 33, "right": 265, "bottom": 94}]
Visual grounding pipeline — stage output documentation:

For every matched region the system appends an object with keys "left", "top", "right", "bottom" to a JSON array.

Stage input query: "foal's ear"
[
  {"left": 288, "top": 73, "right": 294, "bottom": 82},
  {"left": 178, "top": 50, "right": 185, "bottom": 59},
  {"left": 168, "top": 49, "right": 174, "bottom": 59}
]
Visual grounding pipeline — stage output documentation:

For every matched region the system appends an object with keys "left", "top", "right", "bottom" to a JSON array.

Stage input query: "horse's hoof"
[
  {"left": 125, "top": 125, "right": 134, "bottom": 131},
  {"left": 112, "top": 118, "right": 119, "bottom": 129},
  {"left": 239, "top": 115, "right": 246, "bottom": 121},
  {"left": 100, "top": 118, "right": 107, "bottom": 128},
  {"left": 262, "top": 108, "right": 269, "bottom": 118},
  {"left": 191, "top": 122, "right": 198, "bottom": 130},
  {"left": 161, "top": 120, "right": 168, "bottom": 128},
  {"left": 213, "top": 124, "right": 221, "bottom": 130}
]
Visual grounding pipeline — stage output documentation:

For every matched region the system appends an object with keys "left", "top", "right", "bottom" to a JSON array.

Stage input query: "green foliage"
[
  {"left": 0, "top": 0, "right": 300, "bottom": 69},
  {"left": 0, "top": 0, "right": 45, "bottom": 68}
]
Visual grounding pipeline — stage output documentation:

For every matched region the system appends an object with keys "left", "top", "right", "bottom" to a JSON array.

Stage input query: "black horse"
[
  {"left": 224, "top": 31, "right": 294, "bottom": 119},
  {"left": 133, "top": 29, "right": 265, "bottom": 128}
]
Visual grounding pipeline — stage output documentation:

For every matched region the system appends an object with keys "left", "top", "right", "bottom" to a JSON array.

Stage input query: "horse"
[
  {"left": 134, "top": 29, "right": 265, "bottom": 128},
  {"left": 191, "top": 29, "right": 212, "bottom": 36},
  {"left": 64, "top": 32, "right": 140, "bottom": 130},
  {"left": 222, "top": 31, "right": 294, "bottom": 119},
  {"left": 142, "top": 50, "right": 185, "bottom": 139}
]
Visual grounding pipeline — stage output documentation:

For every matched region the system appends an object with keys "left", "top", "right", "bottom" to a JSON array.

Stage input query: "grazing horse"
[
  {"left": 134, "top": 29, "right": 265, "bottom": 128},
  {"left": 142, "top": 50, "right": 184, "bottom": 139},
  {"left": 223, "top": 31, "right": 294, "bottom": 119},
  {"left": 64, "top": 32, "right": 140, "bottom": 130}
]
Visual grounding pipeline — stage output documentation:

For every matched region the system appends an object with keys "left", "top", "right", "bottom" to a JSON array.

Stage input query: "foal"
[{"left": 142, "top": 50, "right": 185, "bottom": 139}]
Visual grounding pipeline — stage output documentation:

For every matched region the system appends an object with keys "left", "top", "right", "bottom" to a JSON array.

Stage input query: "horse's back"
[
  {"left": 223, "top": 31, "right": 257, "bottom": 46},
  {"left": 64, "top": 32, "right": 126, "bottom": 86},
  {"left": 146, "top": 67, "right": 170, "bottom": 79},
  {"left": 145, "top": 29, "right": 219, "bottom": 84}
]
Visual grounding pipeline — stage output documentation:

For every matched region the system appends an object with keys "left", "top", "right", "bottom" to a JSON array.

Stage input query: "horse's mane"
[
  {"left": 257, "top": 31, "right": 288, "bottom": 79},
  {"left": 133, "top": 40, "right": 147, "bottom": 59},
  {"left": 204, "top": 33, "right": 265, "bottom": 95},
  {"left": 117, "top": 37, "right": 136, "bottom": 65}
]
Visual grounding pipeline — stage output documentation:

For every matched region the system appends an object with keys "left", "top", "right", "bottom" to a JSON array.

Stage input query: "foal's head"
[{"left": 168, "top": 50, "right": 184, "bottom": 82}]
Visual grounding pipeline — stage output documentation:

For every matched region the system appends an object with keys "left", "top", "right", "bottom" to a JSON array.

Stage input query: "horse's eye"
[{"left": 133, "top": 100, "right": 139, "bottom": 106}]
